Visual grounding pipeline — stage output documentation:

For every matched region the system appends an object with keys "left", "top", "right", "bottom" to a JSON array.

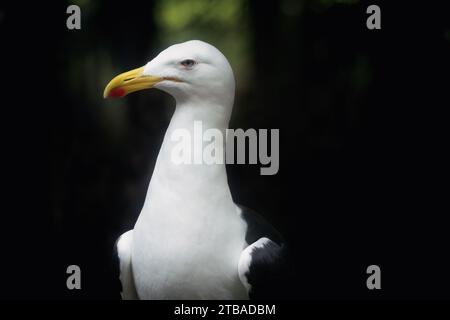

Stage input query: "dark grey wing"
[{"left": 238, "top": 205, "right": 291, "bottom": 299}]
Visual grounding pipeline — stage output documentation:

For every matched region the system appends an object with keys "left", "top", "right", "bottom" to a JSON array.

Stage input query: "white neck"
[
  {"left": 133, "top": 97, "right": 249, "bottom": 300},
  {"left": 141, "top": 98, "right": 235, "bottom": 218}
]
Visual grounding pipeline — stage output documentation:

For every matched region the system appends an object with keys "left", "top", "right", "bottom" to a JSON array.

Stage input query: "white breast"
[
  {"left": 130, "top": 141, "right": 248, "bottom": 299},
  {"left": 131, "top": 197, "right": 248, "bottom": 299}
]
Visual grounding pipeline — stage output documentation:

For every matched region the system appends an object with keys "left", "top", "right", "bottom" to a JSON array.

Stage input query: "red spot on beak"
[{"left": 108, "top": 87, "right": 126, "bottom": 98}]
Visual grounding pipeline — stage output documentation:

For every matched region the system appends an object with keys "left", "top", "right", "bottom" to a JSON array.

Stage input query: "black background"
[{"left": 0, "top": 0, "right": 449, "bottom": 301}]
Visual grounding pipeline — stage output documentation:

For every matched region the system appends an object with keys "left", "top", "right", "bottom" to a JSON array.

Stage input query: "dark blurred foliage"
[{"left": 1, "top": 0, "right": 449, "bottom": 300}]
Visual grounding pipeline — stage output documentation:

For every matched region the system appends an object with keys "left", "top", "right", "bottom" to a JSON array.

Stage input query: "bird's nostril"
[{"left": 124, "top": 77, "right": 134, "bottom": 82}]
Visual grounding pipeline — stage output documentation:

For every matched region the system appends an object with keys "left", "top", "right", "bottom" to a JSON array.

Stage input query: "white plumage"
[{"left": 108, "top": 40, "right": 285, "bottom": 300}]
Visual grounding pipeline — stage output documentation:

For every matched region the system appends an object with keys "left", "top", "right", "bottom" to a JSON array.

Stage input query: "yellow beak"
[{"left": 103, "top": 66, "right": 162, "bottom": 98}]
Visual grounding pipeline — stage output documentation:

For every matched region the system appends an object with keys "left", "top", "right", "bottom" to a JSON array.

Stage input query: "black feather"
[{"left": 239, "top": 205, "right": 293, "bottom": 299}]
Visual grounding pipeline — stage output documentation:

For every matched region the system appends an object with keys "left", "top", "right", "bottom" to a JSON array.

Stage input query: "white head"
[{"left": 104, "top": 40, "right": 235, "bottom": 110}]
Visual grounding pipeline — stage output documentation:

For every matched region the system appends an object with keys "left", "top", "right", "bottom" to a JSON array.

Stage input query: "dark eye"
[{"left": 180, "top": 59, "right": 197, "bottom": 68}]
